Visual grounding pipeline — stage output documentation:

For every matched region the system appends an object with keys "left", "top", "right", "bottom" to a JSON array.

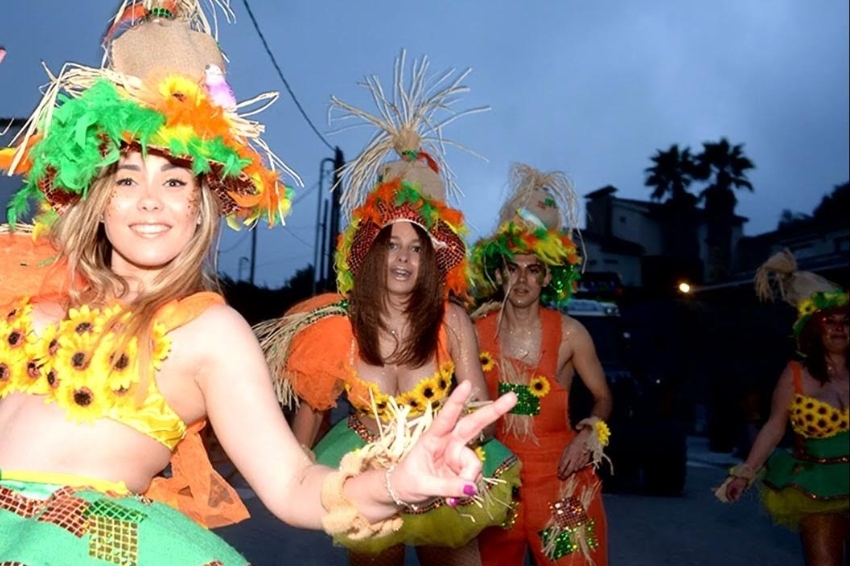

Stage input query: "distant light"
[{"left": 677, "top": 282, "right": 691, "bottom": 294}]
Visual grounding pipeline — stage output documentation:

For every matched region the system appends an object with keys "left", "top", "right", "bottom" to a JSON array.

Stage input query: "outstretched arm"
[
  {"left": 195, "top": 304, "right": 516, "bottom": 529},
  {"left": 725, "top": 364, "right": 793, "bottom": 501}
]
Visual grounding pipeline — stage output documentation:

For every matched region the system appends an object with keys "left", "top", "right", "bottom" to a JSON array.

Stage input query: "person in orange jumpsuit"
[{"left": 471, "top": 164, "right": 613, "bottom": 566}]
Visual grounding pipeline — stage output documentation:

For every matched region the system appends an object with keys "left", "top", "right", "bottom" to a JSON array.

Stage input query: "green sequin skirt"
[
  {"left": 761, "top": 431, "right": 850, "bottom": 529},
  {"left": 0, "top": 478, "right": 249, "bottom": 565},
  {"left": 314, "top": 415, "right": 522, "bottom": 553}
]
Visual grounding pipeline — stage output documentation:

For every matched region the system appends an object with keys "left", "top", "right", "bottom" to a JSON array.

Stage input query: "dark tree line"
[{"left": 219, "top": 264, "right": 316, "bottom": 325}]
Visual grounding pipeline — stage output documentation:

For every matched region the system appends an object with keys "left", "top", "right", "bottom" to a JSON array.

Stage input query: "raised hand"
[{"left": 389, "top": 380, "right": 516, "bottom": 505}]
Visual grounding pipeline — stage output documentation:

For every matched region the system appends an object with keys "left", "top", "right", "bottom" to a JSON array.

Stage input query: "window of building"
[
  {"left": 604, "top": 259, "right": 619, "bottom": 265},
  {"left": 619, "top": 215, "right": 627, "bottom": 224}
]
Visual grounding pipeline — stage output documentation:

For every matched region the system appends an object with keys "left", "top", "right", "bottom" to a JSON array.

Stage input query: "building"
[{"left": 582, "top": 185, "right": 748, "bottom": 289}]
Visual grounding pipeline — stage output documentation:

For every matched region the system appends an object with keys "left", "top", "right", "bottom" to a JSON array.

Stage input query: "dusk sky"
[{"left": 1, "top": 1, "right": 847, "bottom": 287}]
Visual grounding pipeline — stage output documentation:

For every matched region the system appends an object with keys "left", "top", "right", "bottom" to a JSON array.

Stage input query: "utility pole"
[
  {"left": 311, "top": 147, "right": 345, "bottom": 293},
  {"left": 249, "top": 226, "right": 257, "bottom": 285},
  {"left": 325, "top": 147, "right": 344, "bottom": 291},
  {"left": 313, "top": 157, "right": 335, "bottom": 295}
]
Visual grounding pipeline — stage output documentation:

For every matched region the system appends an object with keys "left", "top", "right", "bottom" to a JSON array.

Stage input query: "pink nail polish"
[
  {"left": 446, "top": 497, "right": 458, "bottom": 507},
  {"left": 463, "top": 484, "right": 478, "bottom": 497}
]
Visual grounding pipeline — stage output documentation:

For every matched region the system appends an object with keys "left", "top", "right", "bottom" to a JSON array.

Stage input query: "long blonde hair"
[{"left": 49, "top": 162, "right": 222, "bottom": 392}]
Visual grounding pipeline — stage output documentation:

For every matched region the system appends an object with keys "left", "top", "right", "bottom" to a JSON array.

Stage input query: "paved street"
[{"left": 216, "top": 438, "right": 801, "bottom": 565}]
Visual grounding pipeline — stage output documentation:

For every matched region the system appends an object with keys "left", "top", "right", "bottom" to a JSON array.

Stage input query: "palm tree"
[
  {"left": 645, "top": 145, "right": 701, "bottom": 278},
  {"left": 694, "top": 138, "right": 755, "bottom": 282}
]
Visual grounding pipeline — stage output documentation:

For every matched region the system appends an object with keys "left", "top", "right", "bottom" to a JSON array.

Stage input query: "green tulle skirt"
[
  {"left": 761, "top": 430, "right": 849, "bottom": 530},
  {"left": 314, "top": 415, "right": 522, "bottom": 553},
  {"left": 0, "top": 477, "right": 248, "bottom": 565}
]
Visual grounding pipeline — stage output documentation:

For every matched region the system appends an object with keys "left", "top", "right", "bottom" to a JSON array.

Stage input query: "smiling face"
[
  {"left": 499, "top": 253, "right": 552, "bottom": 309},
  {"left": 818, "top": 309, "right": 850, "bottom": 354},
  {"left": 103, "top": 151, "right": 201, "bottom": 283},
  {"left": 385, "top": 221, "right": 423, "bottom": 298}
]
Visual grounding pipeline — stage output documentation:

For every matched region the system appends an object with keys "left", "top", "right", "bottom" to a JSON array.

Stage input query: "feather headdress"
[
  {"left": 1, "top": 0, "right": 298, "bottom": 229},
  {"left": 330, "top": 50, "right": 487, "bottom": 298},
  {"left": 470, "top": 163, "right": 584, "bottom": 307}
]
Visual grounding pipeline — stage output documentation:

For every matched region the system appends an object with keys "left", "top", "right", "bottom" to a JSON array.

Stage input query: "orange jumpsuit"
[{"left": 476, "top": 307, "right": 608, "bottom": 566}]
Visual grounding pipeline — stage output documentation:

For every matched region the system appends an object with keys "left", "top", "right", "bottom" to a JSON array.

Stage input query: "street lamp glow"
[{"left": 678, "top": 282, "right": 691, "bottom": 294}]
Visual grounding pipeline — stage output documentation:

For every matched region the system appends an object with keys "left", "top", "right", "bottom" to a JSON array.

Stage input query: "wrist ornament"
[{"left": 320, "top": 450, "right": 403, "bottom": 540}]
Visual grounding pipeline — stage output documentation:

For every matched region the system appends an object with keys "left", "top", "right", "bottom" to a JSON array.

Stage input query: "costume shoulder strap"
[
  {"left": 790, "top": 360, "right": 803, "bottom": 394},
  {"left": 156, "top": 291, "right": 225, "bottom": 332}
]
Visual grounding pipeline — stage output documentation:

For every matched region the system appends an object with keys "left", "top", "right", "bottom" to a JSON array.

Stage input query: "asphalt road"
[{"left": 215, "top": 450, "right": 802, "bottom": 566}]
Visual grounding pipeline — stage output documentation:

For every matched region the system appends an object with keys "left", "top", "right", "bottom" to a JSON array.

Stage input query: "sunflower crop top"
[
  {"left": 346, "top": 360, "right": 456, "bottom": 422},
  {"left": 788, "top": 362, "right": 850, "bottom": 439},
  {"left": 345, "top": 322, "right": 456, "bottom": 422},
  {"left": 0, "top": 293, "right": 223, "bottom": 449}
]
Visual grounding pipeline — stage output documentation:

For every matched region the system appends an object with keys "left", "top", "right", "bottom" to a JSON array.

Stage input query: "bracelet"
[
  {"left": 728, "top": 464, "right": 758, "bottom": 485},
  {"left": 320, "top": 452, "right": 403, "bottom": 540},
  {"left": 384, "top": 464, "right": 421, "bottom": 512}
]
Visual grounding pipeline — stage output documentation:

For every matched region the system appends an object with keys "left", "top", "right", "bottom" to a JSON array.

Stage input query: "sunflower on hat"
[
  {"left": 0, "top": 0, "right": 298, "bottom": 229},
  {"left": 471, "top": 163, "right": 584, "bottom": 308},
  {"left": 329, "top": 52, "right": 487, "bottom": 300}
]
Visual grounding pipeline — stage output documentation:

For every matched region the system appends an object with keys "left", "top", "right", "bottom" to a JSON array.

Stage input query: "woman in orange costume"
[
  {"left": 0, "top": 5, "right": 515, "bottom": 565},
  {"left": 471, "top": 164, "right": 612, "bottom": 566},
  {"left": 256, "top": 54, "right": 521, "bottom": 566}
]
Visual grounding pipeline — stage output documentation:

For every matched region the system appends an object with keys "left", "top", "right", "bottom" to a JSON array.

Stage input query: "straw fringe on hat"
[
  {"left": 1, "top": 0, "right": 299, "bottom": 229},
  {"left": 754, "top": 248, "right": 848, "bottom": 336},
  {"left": 330, "top": 50, "right": 488, "bottom": 298},
  {"left": 470, "top": 163, "right": 584, "bottom": 307}
]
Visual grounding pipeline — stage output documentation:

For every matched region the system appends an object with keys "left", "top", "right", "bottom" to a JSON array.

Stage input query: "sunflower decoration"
[
  {"left": 54, "top": 378, "right": 110, "bottom": 424},
  {"left": 594, "top": 419, "right": 611, "bottom": 447},
  {"left": 99, "top": 336, "right": 140, "bottom": 395},
  {"left": 439, "top": 361, "right": 456, "bottom": 381},
  {"left": 348, "top": 379, "right": 394, "bottom": 421},
  {"left": 53, "top": 330, "right": 96, "bottom": 379},
  {"left": 413, "top": 372, "right": 452, "bottom": 412},
  {"left": 479, "top": 351, "right": 496, "bottom": 373},
  {"left": 60, "top": 304, "right": 105, "bottom": 339},
  {"left": 0, "top": 307, "right": 38, "bottom": 393},
  {"left": 529, "top": 376, "right": 551, "bottom": 398},
  {"left": 150, "top": 321, "right": 173, "bottom": 371}
]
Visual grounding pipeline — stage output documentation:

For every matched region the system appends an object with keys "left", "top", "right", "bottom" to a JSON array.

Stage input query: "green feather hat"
[{"left": 0, "top": 0, "right": 298, "bottom": 229}]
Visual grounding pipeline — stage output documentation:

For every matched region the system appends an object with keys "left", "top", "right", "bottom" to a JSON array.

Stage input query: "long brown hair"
[
  {"left": 50, "top": 161, "right": 221, "bottom": 392},
  {"left": 798, "top": 306, "right": 850, "bottom": 385},
  {"left": 349, "top": 223, "right": 444, "bottom": 368}
]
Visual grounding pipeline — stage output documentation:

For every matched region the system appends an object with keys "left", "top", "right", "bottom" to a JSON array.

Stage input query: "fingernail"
[
  {"left": 446, "top": 497, "right": 459, "bottom": 507},
  {"left": 463, "top": 484, "right": 478, "bottom": 497}
]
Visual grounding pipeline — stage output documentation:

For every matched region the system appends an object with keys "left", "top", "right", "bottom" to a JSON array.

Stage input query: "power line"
[
  {"left": 283, "top": 225, "right": 313, "bottom": 248},
  {"left": 218, "top": 229, "right": 251, "bottom": 253},
  {"left": 240, "top": 0, "right": 334, "bottom": 152}
]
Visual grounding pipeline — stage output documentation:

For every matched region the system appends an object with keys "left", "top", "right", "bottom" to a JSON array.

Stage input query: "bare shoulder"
[
  {"left": 559, "top": 313, "right": 592, "bottom": 341},
  {"left": 445, "top": 300, "right": 471, "bottom": 324},
  {"left": 184, "top": 302, "right": 254, "bottom": 340}
]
